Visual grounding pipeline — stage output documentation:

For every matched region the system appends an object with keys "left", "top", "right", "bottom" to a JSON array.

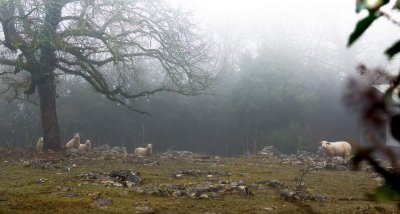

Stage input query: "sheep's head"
[
  {"left": 320, "top": 141, "right": 330, "bottom": 148},
  {"left": 146, "top": 144, "right": 153, "bottom": 156},
  {"left": 74, "top": 133, "right": 80, "bottom": 140},
  {"left": 85, "top": 140, "right": 92, "bottom": 150},
  {"left": 38, "top": 137, "right": 43, "bottom": 142}
]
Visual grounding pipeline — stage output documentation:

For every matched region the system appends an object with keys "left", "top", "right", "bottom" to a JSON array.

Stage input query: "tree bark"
[
  {"left": 37, "top": 76, "right": 61, "bottom": 151},
  {"left": 36, "top": 0, "right": 63, "bottom": 151}
]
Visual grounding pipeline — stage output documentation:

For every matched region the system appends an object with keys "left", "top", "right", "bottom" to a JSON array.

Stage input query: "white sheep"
[
  {"left": 36, "top": 137, "right": 44, "bottom": 153},
  {"left": 134, "top": 144, "right": 153, "bottom": 157},
  {"left": 65, "top": 133, "right": 80, "bottom": 149},
  {"left": 320, "top": 140, "right": 352, "bottom": 158},
  {"left": 79, "top": 140, "right": 92, "bottom": 153}
]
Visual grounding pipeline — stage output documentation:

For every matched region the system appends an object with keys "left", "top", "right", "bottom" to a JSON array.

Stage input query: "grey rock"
[
  {"left": 187, "top": 186, "right": 210, "bottom": 196},
  {"left": 173, "top": 190, "right": 183, "bottom": 197},
  {"left": 279, "top": 190, "right": 328, "bottom": 202},
  {"left": 92, "top": 196, "right": 112, "bottom": 208},
  {"left": 238, "top": 173, "right": 249, "bottom": 177},
  {"left": 258, "top": 146, "right": 281, "bottom": 158},
  {"left": 135, "top": 206, "right": 154, "bottom": 214},
  {"left": 92, "top": 144, "right": 111, "bottom": 152},
  {"left": 66, "top": 148, "right": 80, "bottom": 157},
  {"left": 110, "top": 169, "right": 141, "bottom": 185},
  {"left": 77, "top": 169, "right": 141, "bottom": 188},
  {"left": 209, "top": 192, "right": 220, "bottom": 199},
  {"left": 110, "top": 147, "right": 128, "bottom": 156},
  {"left": 159, "top": 150, "right": 220, "bottom": 163},
  {"left": 313, "top": 194, "right": 329, "bottom": 202},
  {"left": 237, "top": 180, "right": 246, "bottom": 186},
  {"left": 175, "top": 169, "right": 231, "bottom": 178},
  {"left": 268, "top": 179, "right": 285, "bottom": 188},
  {"left": 27, "top": 159, "right": 67, "bottom": 171}
]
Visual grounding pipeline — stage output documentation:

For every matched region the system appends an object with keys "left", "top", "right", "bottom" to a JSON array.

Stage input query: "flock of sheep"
[
  {"left": 35, "top": 133, "right": 351, "bottom": 159},
  {"left": 35, "top": 133, "right": 153, "bottom": 157}
]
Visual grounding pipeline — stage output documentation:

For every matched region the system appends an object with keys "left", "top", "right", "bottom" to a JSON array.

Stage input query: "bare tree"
[{"left": 0, "top": 0, "right": 219, "bottom": 151}]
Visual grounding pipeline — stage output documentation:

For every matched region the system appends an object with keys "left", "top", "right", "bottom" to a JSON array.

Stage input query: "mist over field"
[
  {"left": 2, "top": 1, "right": 400, "bottom": 213},
  {"left": 0, "top": 0, "right": 399, "bottom": 155}
]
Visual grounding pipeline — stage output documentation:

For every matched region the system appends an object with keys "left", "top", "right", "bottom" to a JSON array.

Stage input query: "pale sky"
[{"left": 168, "top": 0, "right": 400, "bottom": 71}]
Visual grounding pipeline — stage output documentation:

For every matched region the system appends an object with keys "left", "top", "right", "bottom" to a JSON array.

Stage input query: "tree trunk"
[
  {"left": 36, "top": 1, "right": 63, "bottom": 152},
  {"left": 38, "top": 76, "right": 61, "bottom": 151}
]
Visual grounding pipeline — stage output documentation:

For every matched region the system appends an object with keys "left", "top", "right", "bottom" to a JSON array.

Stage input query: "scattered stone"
[
  {"left": 186, "top": 186, "right": 210, "bottom": 197},
  {"left": 268, "top": 180, "right": 285, "bottom": 189},
  {"left": 237, "top": 186, "right": 253, "bottom": 196},
  {"left": 135, "top": 206, "right": 154, "bottom": 214},
  {"left": 77, "top": 172, "right": 108, "bottom": 180},
  {"left": 110, "top": 169, "right": 141, "bottom": 186},
  {"left": 39, "top": 178, "right": 48, "bottom": 183},
  {"left": 110, "top": 147, "right": 128, "bottom": 157},
  {"left": 22, "top": 160, "right": 30, "bottom": 166},
  {"left": 92, "top": 144, "right": 111, "bottom": 153},
  {"left": 92, "top": 195, "right": 112, "bottom": 209},
  {"left": 279, "top": 190, "right": 328, "bottom": 202},
  {"left": 126, "top": 181, "right": 136, "bottom": 187},
  {"left": 173, "top": 190, "right": 183, "bottom": 197},
  {"left": 314, "top": 194, "right": 329, "bottom": 202},
  {"left": 77, "top": 169, "right": 141, "bottom": 187},
  {"left": 243, "top": 151, "right": 252, "bottom": 157},
  {"left": 90, "top": 145, "right": 128, "bottom": 158},
  {"left": 131, "top": 186, "right": 145, "bottom": 194},
  {"left": 159, "top": 150, "right": 220, "bottom": 163},
  {"left": 209, "top": 192, "right": 220, "bottom": 199},
  {"left": 238, "top": 173, "right": 249, "bottom": 177},
  {"left": 23, "top": 159, "right": 69, "bottom": 171},
  {"left": 65, "top": 148, "right": 80, "bottom": 157},
  {"left": 251, "top": 180, "right": 285, "bottom": 190},
  {"left": 237, "top": 180, "right": 246, "bottom": 186},
  {"left": 54, "top": 186, "right": 73, "bottom": 192},
  {"left": 261, "top": 146, "right": 351, "bottom": 171},
  {"left": 159, "top": 150, "right": 190, "bottom": 159},
  {"left": 126, "top": 181, "right": 252, "bottom": 200},
  {"left": 200, "top": 194, "right": 209, "bottom": 199},
  {"left": 128, "top": 158, "right": 159, "bottom": 166},
  {"left": 118, "top": 191, "right": 128, "bottom": 196},
  {"left": 260, "top": 206, "right": 277, "bottom": 211},
  {"left": 174, "top": 169, "right": 231, "bottom": 178},
  {"left": 258, "top": 146, "right": 281, "bottom": 158}
]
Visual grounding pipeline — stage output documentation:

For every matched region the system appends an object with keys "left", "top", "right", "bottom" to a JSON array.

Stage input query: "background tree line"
[{"left": 0, "top": 40, "right": 359, "bottom": 155}]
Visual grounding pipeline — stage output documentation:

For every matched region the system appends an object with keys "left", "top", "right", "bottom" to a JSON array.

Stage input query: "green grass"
[{"left": 0, "top": 154, "right": 398, "bottom": 214}]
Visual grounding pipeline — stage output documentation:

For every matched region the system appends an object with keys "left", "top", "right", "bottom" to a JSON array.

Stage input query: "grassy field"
[{"left": 0, "top": 149, "right": 398, "bottom": 214}]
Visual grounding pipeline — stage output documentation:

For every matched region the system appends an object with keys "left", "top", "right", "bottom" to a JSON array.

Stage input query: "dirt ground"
[{"left": 0, "top": 148, "right": 398, "bottom": 214}]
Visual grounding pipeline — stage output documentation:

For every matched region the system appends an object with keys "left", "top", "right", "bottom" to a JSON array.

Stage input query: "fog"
[{"left": 1, "top": 0, "right": 399, "bottom": 155}]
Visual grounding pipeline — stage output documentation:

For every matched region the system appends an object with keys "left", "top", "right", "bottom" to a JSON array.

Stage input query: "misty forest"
[{"left": 1, "top": 0, "right": 400, "bottom": 213}]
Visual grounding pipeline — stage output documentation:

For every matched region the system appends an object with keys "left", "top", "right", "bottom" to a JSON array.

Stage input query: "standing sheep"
[
  {"left": 134, "top": 144, "right": 153, "bottom": 157},
  {"left": 65, "top": 133, "right": 80, "bottom": 149},
  {"left": 320, "top": 140, "right": 352, "bottom": 158},
  {"left": 79, "top": 140, "right": 92, "bottom": 153},
  {"left": 36, "top": 137, "right": 44, "bottom": 153}
]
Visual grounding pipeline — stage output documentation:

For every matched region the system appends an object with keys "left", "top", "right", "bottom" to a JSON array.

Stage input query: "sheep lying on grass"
[
  {"left": 36, "top": 137, "right": 44, "bottom": 153},
  {"left": 66, "top": 133, "right": 80, "bottom": 149},
  {"left": 79, "top": 140, "right": 91, "bottom": 153},
  {"left": 134, "top": 144, "right": 153, "bottom": 157},
  {"left": 320, "top": 140, "right": 352, "bottom": 159}
]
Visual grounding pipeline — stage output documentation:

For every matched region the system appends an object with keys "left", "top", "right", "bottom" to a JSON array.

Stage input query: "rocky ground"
[{"left": 0, "top": 146, "right": 398, "bottom": 213}]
